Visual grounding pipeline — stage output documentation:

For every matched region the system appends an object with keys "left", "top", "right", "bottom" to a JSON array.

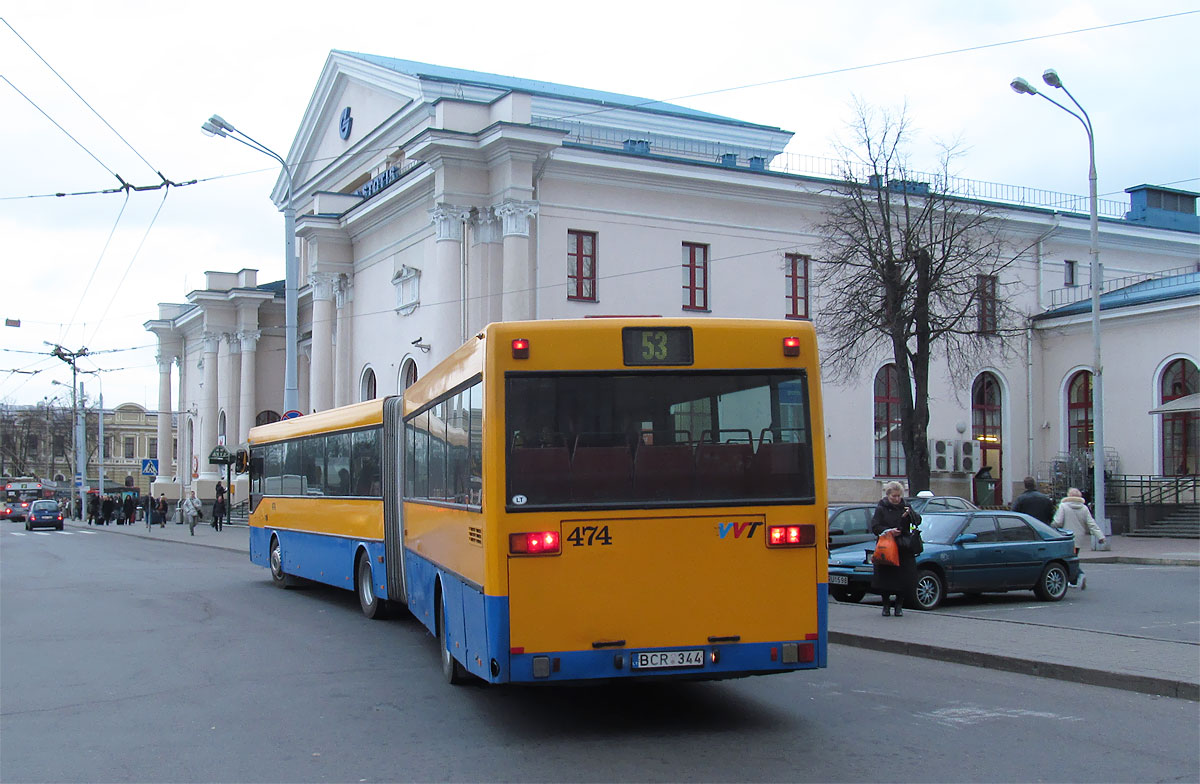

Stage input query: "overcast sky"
[{"left": 2, "top": 0, "right": 1197, "bottom": 411}]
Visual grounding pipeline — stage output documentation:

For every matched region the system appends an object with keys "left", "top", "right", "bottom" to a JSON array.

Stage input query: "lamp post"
[
  {"left": 201, "top": 115, "right": 299, "bottom": 415},
  {"left": 1011, "top": 69, "right": 1106, "bottom": 531}
]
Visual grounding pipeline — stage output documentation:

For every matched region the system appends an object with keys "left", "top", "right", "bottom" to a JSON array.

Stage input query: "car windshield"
[{"left": 916, "top": 513, "right": 969, "bottom": 544}]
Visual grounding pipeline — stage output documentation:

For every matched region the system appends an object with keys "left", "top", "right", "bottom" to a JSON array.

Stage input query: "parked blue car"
[{"left": 827, "top": 511, "right": 1080, "bottom": 610}]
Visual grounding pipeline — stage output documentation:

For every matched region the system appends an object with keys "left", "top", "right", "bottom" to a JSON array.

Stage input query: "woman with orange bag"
[{"left": 871, "top": 481, "right": 921, "bottom": 617}]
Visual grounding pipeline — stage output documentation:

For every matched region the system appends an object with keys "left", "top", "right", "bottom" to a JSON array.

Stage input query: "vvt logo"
[
  {"left": 339, "top": 106, "right": 353, "bottom": 140},
  {"left": 718, "top": 521, "right": 763, "bottom": 539}
]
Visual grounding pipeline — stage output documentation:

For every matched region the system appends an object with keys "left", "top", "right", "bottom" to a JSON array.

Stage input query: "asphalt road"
[{"left": 2, "top": 529, "right": 1197, "bottom": 783}]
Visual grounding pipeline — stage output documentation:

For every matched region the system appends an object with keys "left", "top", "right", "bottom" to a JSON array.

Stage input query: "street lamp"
[
  {"left": 1011, "top": 69, "right": 1106, "bottom": 531},
  {"left": 201, "top": 114, "right": 299, "bottom": 415}
]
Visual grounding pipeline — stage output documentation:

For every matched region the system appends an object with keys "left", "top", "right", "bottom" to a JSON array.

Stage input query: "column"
[
  {"left": 225, "top": 333, "right": 241, "bottom": 445},
  {"left": 155, "top": 353, "right": 174, "bottom": 483},
  {"left": 198, "top": 331, "right": 220, "bottom": 480},
  {"left": 471, "top": 207, "right": 502, "bottom": 330},
  {"left": 495, "top": 199, "right": 539, "bottom": 321},
  {"left": 175, "top": 355, "right": 186, "bottom": 489},
  {"left": 430, "top": 204, "right": 473, "bottom": 349},
  {"left": 309, "top": 272, "right": 338, "bottom": 413},
  {"left": 334, "top": 278, "right": 353, "bottom": 408},
  {"left": 238, "top": 331, "right": 260, "bottom": 444}
]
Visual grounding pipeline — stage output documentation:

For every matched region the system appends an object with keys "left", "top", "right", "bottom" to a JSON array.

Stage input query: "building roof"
[
  {"left": 1034, "top": 270, "right": 1200, "bottom": 320},
  {"left": 335, "top": 51, "right": 783, "bottom": 131}
]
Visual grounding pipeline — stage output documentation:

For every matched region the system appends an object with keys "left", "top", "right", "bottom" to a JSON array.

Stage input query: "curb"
[
  {"left": 829, "top": 631, "right": 1199, "bottom": 701},
  {"left": 1082, "top": 556, "right": 1199, "bottom": 567}
]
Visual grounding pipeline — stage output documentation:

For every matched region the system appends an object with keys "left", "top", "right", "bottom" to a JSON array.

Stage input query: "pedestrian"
[
  {"left": 122, "top": 494, "right": 136, "bottom": 527},
  {"left": 212, "top": 492, "right": 225, "bottom": 532},
  {"left": 182, "top": 490, "right": 202, "bottom": 536},
  {"left": 213, "top": 481, "right": 225, "bottom": 531},
  {"left": 871, "top": 481, "right": 921, "bottom": 617},
  {"left": 101, "top": 495, "right": 114, "bottom": 526},
  {"left": 1012, "top": 476, "right": 1055, "bottom": 524},
  {"left": 1052, "top": 487, "right": 1106, "bottom": 590},
  {"left": 87, "top": 495, "right": 99, "bottom": 525},
  {"left": 155, "top": 494, "right": 168, "bottom": 528}
]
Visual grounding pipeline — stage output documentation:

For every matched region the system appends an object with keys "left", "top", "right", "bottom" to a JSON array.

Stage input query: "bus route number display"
[{"left": 621, "top": 327, "right": 694, "bottom": 366}]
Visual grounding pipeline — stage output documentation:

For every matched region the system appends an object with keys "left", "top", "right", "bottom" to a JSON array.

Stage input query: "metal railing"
[
  {"left": 1048, "top": 264, "right": 1200, "bottom": 308},
  {"left": 1108, "top": 475, "right": 1199, "bottom": 505},
  {"left": 533, "top": 116, "right": 1130, "bottom": 219}
]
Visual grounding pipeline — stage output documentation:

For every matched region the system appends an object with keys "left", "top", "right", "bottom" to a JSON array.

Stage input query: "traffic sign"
[
  {"left": 208, "top": 445, "right": 234, "bottom": 465},
  {"left": 282, "top": 409, "right": 303, "bottom": 420},
  {"left": 141, "top": 459, "right": 159, "bottom": 476}
]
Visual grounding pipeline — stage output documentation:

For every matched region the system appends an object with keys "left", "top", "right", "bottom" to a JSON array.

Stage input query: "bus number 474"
[{"left": 566, "top": 525, "right": 613, "bottom": 546}]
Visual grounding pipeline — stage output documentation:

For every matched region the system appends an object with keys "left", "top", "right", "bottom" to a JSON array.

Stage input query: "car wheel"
[
  {"left": 1034, "top": 562, "right": 1069, "bottom": 601},
  {"left": 830, "top": 587, "right": 865, "bottom": 603},
  {"left": 436, "top": 589, "right": 468, "bottom": 685},
  {"left": 910, "top": 569, "right": 944, "bottom": 610},
  {"left": 356, "top": 553, "right": 387, "bottom": 620},
  {"left": 269, "top": 535, "right": 292, "bottom": 588}
]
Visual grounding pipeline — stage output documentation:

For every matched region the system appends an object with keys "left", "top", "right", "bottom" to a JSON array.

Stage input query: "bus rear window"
[{"left": 505, "top": 371, "right": 814, "bottom": 508}]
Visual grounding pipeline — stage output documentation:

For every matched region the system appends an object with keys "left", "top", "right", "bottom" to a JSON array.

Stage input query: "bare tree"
[{"left": 813, "top": 101, "right": 1024, "bottom": 492}]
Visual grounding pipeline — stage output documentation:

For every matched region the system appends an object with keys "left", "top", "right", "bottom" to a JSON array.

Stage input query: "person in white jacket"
[
  {"left": 1051, "top": 487, "right": 1106, "bottom": 589},
  {"left": 182, "top": 491, "right": 203, "bottom": 536}
]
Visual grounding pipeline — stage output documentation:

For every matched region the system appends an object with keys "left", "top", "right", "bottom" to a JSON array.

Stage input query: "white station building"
[{"left": 147, "top": 52, "right": 1200, "bottom": 526}]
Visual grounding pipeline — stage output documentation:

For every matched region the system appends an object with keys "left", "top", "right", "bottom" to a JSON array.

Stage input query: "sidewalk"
[{"left": 71, "top": 520, "right": 1198, "bottom": 700}]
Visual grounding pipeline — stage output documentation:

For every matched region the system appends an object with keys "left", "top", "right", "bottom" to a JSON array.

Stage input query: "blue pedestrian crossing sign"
[{"left": 141, "top": 459, "right": 159, "bottom": 476}]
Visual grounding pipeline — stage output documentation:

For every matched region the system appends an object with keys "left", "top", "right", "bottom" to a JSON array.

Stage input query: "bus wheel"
[
  {"left": 269, "top": 535, "right": 291, "bottom": 588},
  {"left": 356, "top": 554, "right": 387, "bottom": 620},
  {"left": 436, "top": 589, "right": 468, "bottom": 685}
]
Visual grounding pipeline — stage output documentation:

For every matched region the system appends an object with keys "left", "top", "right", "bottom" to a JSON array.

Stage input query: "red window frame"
[
  {"left": 682, "top": 242, "right": 709, "bottom": 311},
  {"left": 567, "top": 230, "right": 597, "bottom": 302},
  {"left": 1161, "top": 358, "right": 1198, "bottom": 476},
  {"left": 976, "top": 274, "right": 998, "bottom": 334},
  {"left": 874, "top": 364, "right": 905, "bottom": 478},
  {"left": 786, "top": 254, "right": 810, "bottom": 319},
  {"left": 1067, "top": 371, "right": 1093, "bottom": 453}
]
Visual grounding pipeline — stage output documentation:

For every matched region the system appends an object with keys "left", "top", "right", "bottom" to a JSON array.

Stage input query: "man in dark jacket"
[{"left": 1012, "top": 476, "right": 1055, "bottom": 524}]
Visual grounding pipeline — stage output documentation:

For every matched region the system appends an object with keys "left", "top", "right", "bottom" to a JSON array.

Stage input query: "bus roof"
[{"left": 247, "top": 398, "right": 385, "bottom": 445}]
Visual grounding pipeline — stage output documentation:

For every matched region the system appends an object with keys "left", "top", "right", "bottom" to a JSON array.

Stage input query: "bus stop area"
[{"left": 63, "top": 517, "right": 1198, "bottom": 700}]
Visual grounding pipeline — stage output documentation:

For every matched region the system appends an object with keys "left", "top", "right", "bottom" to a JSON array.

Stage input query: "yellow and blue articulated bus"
[{"left": 246, "top": 318, "right": 828, "bottom": 685}]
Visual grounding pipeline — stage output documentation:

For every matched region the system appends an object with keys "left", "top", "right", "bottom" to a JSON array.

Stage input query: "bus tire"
[
  {"left": 269, "top": 535, "right": 293, "bottom": 588},
  {"left": 436, "top": 589, "right": 468, "bottom": 685},
  {"left": 356, "top": 552, "right": 387, "bottom": 620}
]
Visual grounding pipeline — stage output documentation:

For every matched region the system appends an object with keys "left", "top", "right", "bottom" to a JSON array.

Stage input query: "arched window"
[
  {"left": 1067, "top": 371, "right": 1093, "bottom": 453},
  {"left": 874, "top": 364, "right": 904, "bottom": 478},
  {"left": 401, "top": 358, "right": 418, "bottom": 390},
  {"left": 1161, "top": 358, "right": 1198, "bottom": 475},
  {"left": 217, "top": 410, "right": 226, "bottom": 444},
  {"left": 255, "top": 410, "right": 281, "bottom": 427},
  {"left": 972, "top": 372, "right": 1003, "bottom": 505},
  {"left": 361, "top": 367, "right": 377, "bottom": 401}
]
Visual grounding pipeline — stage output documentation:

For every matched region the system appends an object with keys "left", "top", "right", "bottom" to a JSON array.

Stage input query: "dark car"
[
  {"left": 25, "top": 500, "right": 64, "bottom": 531},
  {"left": 827, "top": 511, "right": 1079, "bottom": 610},
  {"left": 907, "top": 495, "right": 977, "bottom": 513},
  {"left": 3, "top": 499, "right": 33, "bottom": 522},
  {"left": 827, "top": 504, "right": 878, "bottom": 549}
]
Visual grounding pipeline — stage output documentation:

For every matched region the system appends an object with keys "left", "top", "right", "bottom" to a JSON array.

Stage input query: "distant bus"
[
  {"left": 246, "top": 318, "right": 828, "bottom": 684},
  {"left": 4, "top": 478, "right": 49, "bottom": 502}
]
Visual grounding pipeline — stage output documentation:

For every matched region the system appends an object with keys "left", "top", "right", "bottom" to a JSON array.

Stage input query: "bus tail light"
[
  {"left": 509, "top": 531, "right": 559, "bottom": 555},
  {"left": 511, "top": 338, "right": 530, "bottom": 359},
  {"left": 766, "top": 524, "right": 816, "bottom": 547},
  {"left": 782, "top": 337, "right": 801, "bottom": 357}
]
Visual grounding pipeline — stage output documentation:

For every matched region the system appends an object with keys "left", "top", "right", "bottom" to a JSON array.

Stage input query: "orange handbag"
[{"left": 871, "top": 531, "right": 900, "bottom": 567}]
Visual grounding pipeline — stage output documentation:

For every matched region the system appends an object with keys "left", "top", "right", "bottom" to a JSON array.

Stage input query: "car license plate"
[
  {"left": 829, "top": 574, "right": 849, "bottom": 585},
  {"left": 631, "top": 649, "right": 705, "bottom": 669}
]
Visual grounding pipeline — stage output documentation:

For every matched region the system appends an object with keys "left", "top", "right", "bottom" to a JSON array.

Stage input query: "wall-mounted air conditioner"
[
  {"left": 956, "top": 439, "right": 983, "bottom": 473},
  {"left": 929, "top": 438, "right": 955, "bottom": 472}
]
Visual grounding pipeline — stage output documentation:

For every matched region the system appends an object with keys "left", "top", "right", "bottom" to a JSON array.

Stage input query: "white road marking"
[{"left": 917, "top": 705, "right": 1082, "bottom": 728}]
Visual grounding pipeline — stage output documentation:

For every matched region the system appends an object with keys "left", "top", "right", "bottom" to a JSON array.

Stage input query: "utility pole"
[{"left": 47, "top": 343, "right": 89, "bottom": 517}]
